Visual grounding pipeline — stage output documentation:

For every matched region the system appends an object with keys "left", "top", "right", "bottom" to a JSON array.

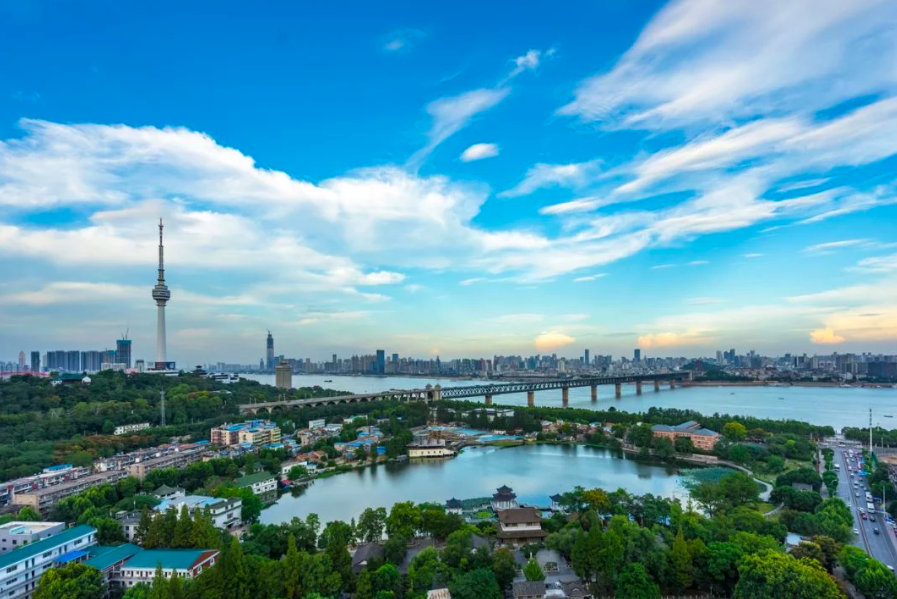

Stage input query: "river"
[
  {"left": 260, "top": 444, "right": 686, "bottom": 525},
  {"left": 242, "top": 373, "right": 897, "bottom": 429}
]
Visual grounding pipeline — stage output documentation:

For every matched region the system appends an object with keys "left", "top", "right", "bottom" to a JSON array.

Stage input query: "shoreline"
[{"left": 683, "top": 380, "right": 895, "bottom": 389}]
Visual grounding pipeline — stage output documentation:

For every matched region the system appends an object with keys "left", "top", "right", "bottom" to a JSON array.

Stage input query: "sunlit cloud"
[
  {"left": 534, "top": 331, "right": 575, "bottom": 351},
  {"left": 809, "top": 327, "right": 845, "bottom": 345}
]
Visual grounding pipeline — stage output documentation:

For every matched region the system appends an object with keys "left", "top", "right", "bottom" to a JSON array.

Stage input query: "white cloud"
[
  {"left": 500, "top": 159, "right": 603, "bottom": 198},
  {"left": 809, "top": 328, "right": 845, "bottom": 344},
  {"left": 534, "top": 331, "right": 575, "bottom": 351},
  {"left": 459, "top": 277, "right": 487, "bottom": 286},
  {"left": 539, "top": 197, "right": 603, "bottom": 215},
  {"left": 382, "top": 29, "right": 424, "bottom": 53},
  {"left": 573, "top": 274, "right": 607, "bottom": 282},
  {"left": 853, "top": 253, "right": 897, "bottom": 273},
  {"left": 803, "top": 239, "right": 872, "bottom": 253},
  {"left": 743, "top": 253, "right": 763, "bottom": 259},
  {"left": 558, "top": 0, "right": 897, "bottom": 129},
  {"left": 404, "top": 284, "right": 424, "bottom": 293},
  {"left": 460, "top": 143, "right": 499, "bottom": 162}
]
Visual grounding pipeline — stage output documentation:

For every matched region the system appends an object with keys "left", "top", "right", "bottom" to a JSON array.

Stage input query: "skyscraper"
[
  {"left": 17, "top": 351, "right": 25, "bottom": 369},
  {"left": 376, "top": 349, "right": 386, "bottom": 374},
  {"left": 30, "top": 351, "right": 40, "bottom": 373},
  {"left": 266, "top": 331, "right": 274, "bottom": 370},
  {"left": 65, "top": 350, "right": 80, "bottom": 372},
  {"left": 152, "top": 219, "right": 171, "bottom": 367},
  {"left": 634, "top": 348, "right": 641, "bottom": 363},
  {"left": 116, "top": 338, "right": 132, "bottom": 368},
  {"left": 584, "top": 349, "right": 590, "bottom": 367},
  {"left": 275, "top": 360, "right": 292, "bottom": 389}
]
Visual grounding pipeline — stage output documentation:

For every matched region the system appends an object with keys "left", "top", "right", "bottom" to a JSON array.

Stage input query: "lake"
[
  {"left": 243, "top": 373, "right": 897, "bottom": 429},
  {"left": 260, "top": 444, "right": 686, "bottom": 525}
]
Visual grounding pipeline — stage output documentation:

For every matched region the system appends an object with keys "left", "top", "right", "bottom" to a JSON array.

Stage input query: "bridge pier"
[
  {"left": 636, "top": 381, "right": 642, "bottom": 395},
  {"left": 669, "top": 380, "right": 675, "bottom": 389},
  {"left": 485, "top": 394, "right": 493, "bottom": 406},
  {"left": 590, "top": 385, "right": 597, "bottom": 402},
  {"left": 562, "top": 387, "right": 569, "bottom": 407},
  {"left": 615, "top": 382, "right": 621, "bottom": 399},
  {"left": 527, "top": 390, "right": 535, "bottom": 407},
  {"left": 654, "top": 380, "right": 660, "bottom": 392}
]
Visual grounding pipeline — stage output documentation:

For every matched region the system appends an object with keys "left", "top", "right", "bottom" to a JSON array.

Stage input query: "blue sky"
[{"left": 2, "top": 0, "right": 897, "bottom": 365}]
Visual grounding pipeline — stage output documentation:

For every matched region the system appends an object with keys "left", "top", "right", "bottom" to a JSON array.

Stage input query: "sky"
[{"left": 2, "top": 0, "right": 897, "bottom": 365}]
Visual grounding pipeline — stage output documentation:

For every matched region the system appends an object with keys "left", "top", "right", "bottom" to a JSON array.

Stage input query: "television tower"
[{"left": 152, "top": 219, "right": 171, "bottom": 366}]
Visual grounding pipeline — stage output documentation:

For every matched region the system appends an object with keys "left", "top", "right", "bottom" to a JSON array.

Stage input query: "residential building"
[
  {"left": 235, "top": 472, "right": 277, "bottom": 497},
  {"left": 427, "top": 590, "right": 452, "bottom": 599},
  {"left": 0, "top": 522, "right": 65, "bottom": 554},
  {"left": 496, "top": 507, "right": 548, "bottom": 547},
  {"left": 352, "top": 543, "right": 384, "bottom": 574},
  {"left": 491, "top": 485, "right": 518, "bottom": 511},
  {"left": 113, "top": 423, "right": 151, "bottom": 436},
  {"left": 650, "top": 420, "right": 721, "bottom": 450},
  {"left": 117, "top": 513, "right": 142, "bottom": 543},
  {"left": 154, "top": 495, "right": 242, "bottom": 530},
  {"left": 210, "top": 420, "right": 281, "bottom": 447},
  {"left": 30, "top": 352, "right": 40, "bottom": 373},
  {"left": 0, "top": 525, "right": 97, "bottom": 599},
  {"left": 445, "top": 498, "right": 462, "bottom": 516},
  {"left": 104, "top": 548, "right": 218, "bottom": 590},
  {"left": 0, "top": 464, "right": 92, "bottom": 507},
  {"left": 127, "top": 447, "right": 204, "bottom": 481},
  {"left": 115, "top": 339, "right": 132, "bottom": 369},
  {"left": 407, "top": 438, "right": 455, "bottom": 458},
  {"left": 84, "top": 543, "right": 142, "bottom": 589},
  {"left": 512, "top": 581, "right": 546, "bottom": 599},
  {"left": 12, "top": 470, "right": 128, "bottom": 514}
]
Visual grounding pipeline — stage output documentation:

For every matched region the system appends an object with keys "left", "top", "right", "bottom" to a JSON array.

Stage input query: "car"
[
  {"left": 856, "top": 492, "right": 861, "bottom": 497},
  {"left": 871, "top": 515, "right": 877, "bottom": 522},
  {"left": 862, "top": 512, "right": 868, "bottom": 520},
  {"left": 854, "top": 528, "right": 861, "bottom": 535},
  {"left": 874, "top": 527, "right": 881, "bottom": 535},
  {"left": 889, "top": 565, "right": 895, "bottom": 572}
]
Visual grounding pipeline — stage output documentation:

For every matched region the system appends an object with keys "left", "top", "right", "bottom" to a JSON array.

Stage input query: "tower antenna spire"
[{"left": 152, "top": 218, "right": 172, "bottom": 367}]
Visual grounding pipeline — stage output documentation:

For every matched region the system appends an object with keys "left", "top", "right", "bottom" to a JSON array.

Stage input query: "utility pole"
[
  {"left": 869, "top": 408, "right": 873, "bottom": 455},
  {"left": 160, "top": 389, "right": 166, "bottom": 427}
]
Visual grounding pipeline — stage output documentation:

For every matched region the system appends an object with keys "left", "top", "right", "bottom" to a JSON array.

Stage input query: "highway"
[{"left": 833, "top": 446, "right": 897, "bottom": 569}]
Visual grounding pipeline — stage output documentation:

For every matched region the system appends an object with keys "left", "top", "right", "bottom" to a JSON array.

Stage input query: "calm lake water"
[
  {"left": 260, "top": 444, "right": 685, "bottom": 525},
  {"left": 243, "top": 373, "right": 897, "bottom": 430}
]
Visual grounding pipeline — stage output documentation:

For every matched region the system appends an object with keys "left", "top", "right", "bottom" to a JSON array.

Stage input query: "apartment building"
[
  {"left": 153, "top": 495, "right": 242, "bottom": 530},
  {"left": 0, "top": 465, "right": 91, "bottom": 507},
  {"left": 12, "top": 470, "right": 128, "bottom": 514},
  {"left": 127, "top": 448, "right": 204, "bottom": 481},
  {"left": 650, "top": 420, "right": 721, "bottom": 450},
  {"left": 0, "top": 525, "right": 97, "bottom": 599},
  {"left": 210, "top": 420, "right": 281, "bottom": 447},
  {"left": 0, "top": 522, "right": 65, "bottom": 555}
]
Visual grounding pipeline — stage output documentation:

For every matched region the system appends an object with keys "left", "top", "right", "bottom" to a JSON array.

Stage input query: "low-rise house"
[
  {"left": 352, "top": 542, "right": 384, "bottom": 573},
  {"left": 445, "top": 498, "right": 463, "bottom": 515},
  {"left": 0, "top": 521, "right": 66, "bottom": 554},
  {"left": 427, "top": 590, "right": 451, "bottom": 599},
  {"left": 0, "top": 525, "right": 97, "bottom": 599},
  {"left": 110, "top": 548, "right": 219, "bottom": 590},
  {"left": 84, "top": 543, "right": 142, "bottom": 588},
  {"left": 496, "top": 507, "right": 548, "bottom": 547},
  {"left": 235, "top": 472, "right": 278, "bottom": 497},
  {"left": 650, "top": 420, "right": 720, "bottom": 450},
  {"left": 512, "top": 580, "right": 546, "bottom": 599},
  {"left": 152, "top": 485, "right": 186, "bottom": 501}
]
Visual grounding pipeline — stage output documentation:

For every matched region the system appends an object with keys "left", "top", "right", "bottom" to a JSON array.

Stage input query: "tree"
[
  {"left": 652, "top": 436, "right": 676, "bottom": 458},
  {"left": 718, "top": 472, "right": 760, "bottom": 507},
  {"left": 373, "top": 563, "right": 401, "bottom": 596},
  {"left": 355, "top": 571, "right": 375, "bottom": 599},
  {"left": 34, "top": 562, "right": 105, "bottom": 599},
  {"left": 675, "top": 435, "right": 696, "bottom": 454},
  {"left": 766, "top": 455, "right": 786, "bottom": 473},
  {"left": 408, "top": 547, "right": 443, "bottom": 594},
  {"left": 322, "top": 521, "right": 354, "bottom": 591},
  {"left": 287, "top": 465, "right": 308, "bottom": 481},
  {"left": 168, "top": 571, "right": 184, "bottom": 599},
  {"left": 524, "top": 557, "right": 545, "bottom": 581},
  {"left": 722, "top": 421, "right": 747, "bottom": 442},
  {"left": 135, "top": 506, "right": 153, "bottom": 546},
  {"left": 386, "top": 501, "right": 421, "bottom": 539},
  {"left": 173, "top": 505, "right": 193, "bottom": 548},
  {"left": 628, "top": 424, "right": 654, "bottom": 447},
  {"left": 219, "top": 536, "right": 252, "bottom": 599},
  {"left": 855, "top": 559, "right": 897, "bottom": 599},
  {"left": 16, "top": 506, "right": 41, "bottom": 521},
  {"left": 284, "top": 535, "right": 302, "bottom": 599},
  {"left": 357, "top": 507, "right": 387, "bottom": 544},
  {"left": 449, "top": 568, "right": 502, "bottom": 599},
  {"left": 616, "top": 563, "right": 661, "bottom": 599},
  {"left": 670, "top": 528, "right": 694, "bottom": 592},
  {"left": 491, "top": 547, "right": 518, "bottom": 590},
  {"left": 696, "top": 542, "right": 743, "bottom": 595},
  {"left": 733, "top": 551, "right": 842, "bottom": 599},
  {"left": 148, "top": 564, "right": 170, "bottom": 599}
]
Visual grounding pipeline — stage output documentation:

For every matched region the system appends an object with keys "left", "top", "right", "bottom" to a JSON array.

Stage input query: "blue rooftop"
[
  {"left": 55, "top": 549, "right": 89, "bottom": 563},
  {"left": 0, "top": 525, "right": 95, "bottom": 570}
]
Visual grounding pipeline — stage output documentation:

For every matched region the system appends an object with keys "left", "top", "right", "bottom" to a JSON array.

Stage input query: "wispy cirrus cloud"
[
  {"left": 460, "top": 143, "right": 499, "bottom": 162},
  {"left": 382, "top": 28, "right": 425, "bottom": 53}
]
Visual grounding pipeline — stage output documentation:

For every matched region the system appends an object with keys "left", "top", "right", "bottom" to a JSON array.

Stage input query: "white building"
[
  {"left": 106, "top": 548, "right": 218, "bottom": 590},
  {"left": 154, "top": 495, "right": 242, "bottom": 530},
  {"left": 407, "top": 438, "right": 455, "bottom": 458},
  {"left": 0, "top": 524, "right": 96, "bottom": 599},
  {"left": 235, "top": 473, "right": 277, "bottom": 496},
  {"left": 0, "top": 521, "right": 66, "bottom": 554},
  {"left": 113, "top": 423, "right": 151, "bottom": 436},
  {"left": 309, "top": 418, "right": 326, "bottom": 430}
]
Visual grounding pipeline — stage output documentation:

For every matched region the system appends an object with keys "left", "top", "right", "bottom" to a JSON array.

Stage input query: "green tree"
[
  {"left": 168, "top": 571, "right": 184, "bottom": 599},
  {"left": 148, "top": 564, "right": 170, "bottom": 599},
  {"left": 355, "top": 571, "right": 375, "bottom": 599},
  {"left": 628, "top": 424, "right": 654, "bottom": 447},
  {"left": 135, "top": 506, "right": 153, "bottom": 546},
  {"left": 122, "top": 584, "right": 150, "bottom": 599},
  {"left": 287, "top": 465, "right": 308, "bottom": 480},
  {"left": 718, "top": 472, "right": 760, "bottom": 507},
  {"left": 323, "top": 521, "right": 354, "bottom": 591},
  {"left": 373, "top": 563, "right": 401, "bottom": 596},
  {"left": 284, "top": 535, "right": 302, "bottom": 599},
  {"left": 220, "top": 536, "right": 252, "bottom": 599},
  {"left": 722, "top": 421, "right": 747, "bottom": 442},
  {"left": 734, "top": 551, "right": 841, "bottom": 599},
  {"left": 357, "top": 507, "right": 387, "bottom": 544},
  {"left": 855, "top": 559, "right": 897, "bottom": 599},
  {"left": 670, "top": 528, "right": 694, "bottom": 592},
  {"left": 523, "top": 557, "right": 545, "bottom": 581},
  {"left": 675, "top": 435, "right": 696, "bottom": 454},
  {"left": 173, "top": 505, "right": 193, "bottom": 548},
  {"left": 491, "top": 547, "right": 518, "bottom": 590},
  {"left": 652, "top": 436, "right": 675, "bottom": 458},
  {"left": 449, "top": 568, "right": 502, "bottom": 599},
  {"left": 386, "top": 501, "right": 421, "bottom": 539},
  {"left": 16, "top": 506, "right": 42, "bottom": 521},
  {"left": 616, "top": 563, "right": 661, "bottom": 599},
  {"left": 34, "top": 562, "right": 105, "bottom": 599},
  {"left": 696, "top": 542, "right": 743, "bottom": 595}
]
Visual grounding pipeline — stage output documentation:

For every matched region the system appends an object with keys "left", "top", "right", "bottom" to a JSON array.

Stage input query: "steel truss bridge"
[{"left": 238, "top": 371, "right": 691, "bottom": 414}]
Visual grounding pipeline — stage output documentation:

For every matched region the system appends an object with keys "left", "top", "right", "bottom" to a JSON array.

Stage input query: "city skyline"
[{"left": 2, "top": 0, "right": 897, "bottom": 365}]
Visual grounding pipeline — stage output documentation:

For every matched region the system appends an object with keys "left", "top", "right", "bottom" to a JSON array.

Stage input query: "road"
[{"left": 833, "top": 446, "right": 897, "bottom": 569}]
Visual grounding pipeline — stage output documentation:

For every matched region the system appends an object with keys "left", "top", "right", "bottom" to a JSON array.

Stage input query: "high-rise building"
[
  {"left": 30, "top": 351, "right": 40, "bottom": 373},
  {"left": 17, "top": 351, "right": 25, "bottom": 369},
  {"left": 65, "top": 350, "right": 81, "bottom": 372},
  {"left": 584, "top": 349, "right": 590, "bottom": 367},
  {"left": 275, "top": 360, "right": 292, "bottom": 389},
  {"left": 116, "top": 338, "right": 132, "bottom": 368},
  {"left": 266, "top": 331, "right": 274, "bottom": 370},
  {"left": 376, "top": 349, "right": 386, "bottom": 374},
  {"left": 151, "top": 219, "right": 172, "bottom": 368},
  {"left": 634, "top": 349, "right": 641, "bottom": 363}
]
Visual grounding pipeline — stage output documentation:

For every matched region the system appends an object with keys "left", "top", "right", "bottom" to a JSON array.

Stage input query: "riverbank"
[{"left": 684, "top": 380, "right": 896, "bottom": 388}]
